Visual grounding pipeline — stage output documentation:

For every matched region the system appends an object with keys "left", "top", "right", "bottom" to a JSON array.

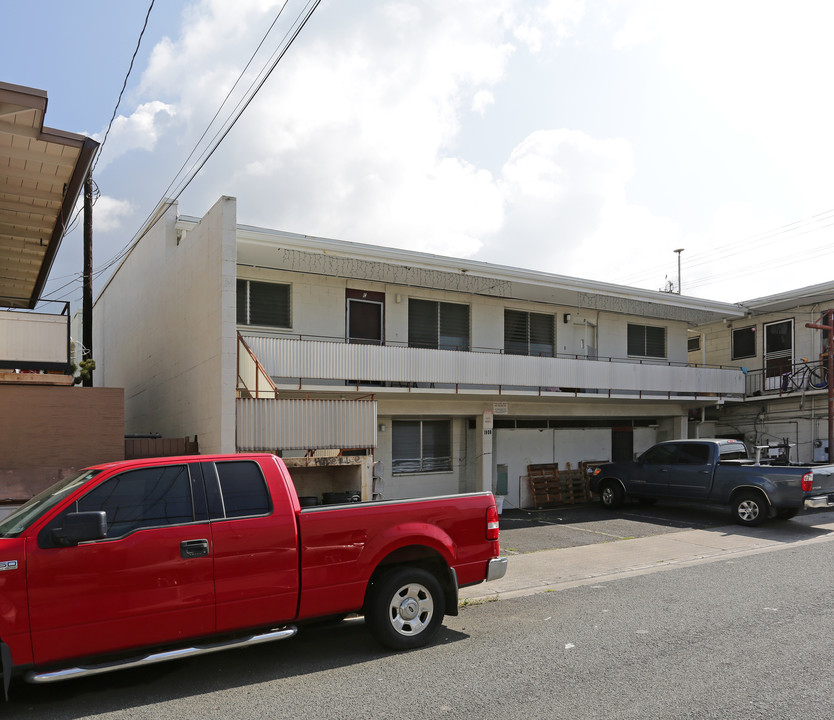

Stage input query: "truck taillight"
[
  {"left": 802, "top": 472, "right": 814, "bottom": 492},
  {"left": 486, "top": 505, "right": 500, "bottom": 541}
]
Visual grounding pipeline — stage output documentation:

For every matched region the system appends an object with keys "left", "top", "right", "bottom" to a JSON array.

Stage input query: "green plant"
[{"left": 71, "top": 358, "right": 96, "bottom": 385}]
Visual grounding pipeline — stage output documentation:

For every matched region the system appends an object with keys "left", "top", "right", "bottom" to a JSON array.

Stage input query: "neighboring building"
[
  {"left": 690, "top": 282, "right": 834, "bottom": 464},
  {"left": 0, "top": 81, "right": 123, "bottom": 498},
  {"left": 94, "top": 196, "right": 746, "bottom": 508}
]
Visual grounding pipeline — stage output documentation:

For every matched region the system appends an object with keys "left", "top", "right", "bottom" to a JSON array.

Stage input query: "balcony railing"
[
  {"left": 242, "top": 335, "right": 745, "bottom": 399},
  {"left": 744, "top": 359, "right": 830, "bottom": 398},
  {"left": 0, "top": 300, "right": 71, "bottom": 372}
]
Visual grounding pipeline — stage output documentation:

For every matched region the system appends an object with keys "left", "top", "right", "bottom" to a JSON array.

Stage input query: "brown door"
[{"left": 347, "top": 289, "right": 384, "bottom": 345}]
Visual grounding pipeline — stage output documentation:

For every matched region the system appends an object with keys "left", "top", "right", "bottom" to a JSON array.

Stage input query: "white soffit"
[{"left": 0, "top": 81, "right": 98, "bottom": 308}]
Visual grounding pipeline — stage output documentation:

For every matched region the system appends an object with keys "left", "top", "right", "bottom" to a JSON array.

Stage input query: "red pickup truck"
[{"left": 0, "top": 453, "right": 506, "bottom": 694}]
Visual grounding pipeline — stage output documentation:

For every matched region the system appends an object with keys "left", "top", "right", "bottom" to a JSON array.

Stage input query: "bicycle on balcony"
[{"left": 780, "top": 357, "right": 828, "bottom": 392}]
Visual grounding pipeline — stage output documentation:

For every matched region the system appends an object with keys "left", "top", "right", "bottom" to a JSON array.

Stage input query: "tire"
[
  {"left": 775, "top": 508, "right": 799, "bottom": 520},
  {"left": 809, "top": 366, "right": 828, "bottom": 390},
  {"left": 731, "top": 491, "right": 769, "bottom": 526},
  {"left": 599, "top": 480, "right": 625, "bottom": 509},
  {"left": 367, "top": 567, "right": 445, "bottom": 650}
]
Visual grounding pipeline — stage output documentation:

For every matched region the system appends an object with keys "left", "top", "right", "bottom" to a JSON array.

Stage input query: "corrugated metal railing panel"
[
  {"left": 0, "top": 311, "right": 68, "bottom": 364},
  {"left": 242, "top": 336, "right": 745, "bottom": 396},
  {"left": 237, "top": 398, "right": 377, "bottom": 451}
]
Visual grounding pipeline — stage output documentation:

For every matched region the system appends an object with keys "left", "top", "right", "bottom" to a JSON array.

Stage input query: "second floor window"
[
  {"left": 237, "top": 280, "right": 291, "bottom": 328},
  {"left": 627, "top": 323, "right": 666, "bottom": 359},
  {"left": 504, "top": 310, "right": 554, "bottom": 356},
  {"left": 732, "top": 326, "right": 756, "bottom": 360},
  {"left": 408, "top": 299, "right": 470, "bottom": 351}
]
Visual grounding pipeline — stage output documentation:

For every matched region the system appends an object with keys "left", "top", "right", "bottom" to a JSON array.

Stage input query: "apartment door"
[
  {"left": 764, "top": 319, "right": 793, "bottom": 390},
  {"left": 346, "top": 289, "right": 384, "bottom": 345}
]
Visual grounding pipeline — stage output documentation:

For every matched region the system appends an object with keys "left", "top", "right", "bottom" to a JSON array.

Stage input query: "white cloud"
[
  {"left": 93, "top": 101, "right": 176, "bottom": 169},
  {"left": 93, "top": 196, "right": 135, "bottom": 232},
  {"left": 475, "top": 129, "right": 637, "bottom": 272},
  {"left": 471, "top": 90, "right": 495, "bottom": 115}
]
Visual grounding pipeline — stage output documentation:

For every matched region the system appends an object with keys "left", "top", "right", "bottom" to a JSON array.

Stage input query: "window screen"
[
  {"left": 215, "top": 461, "right": 271, "bottom": 517},
  {"left": 392, "top": 420, "right": 452, "bottom": 474},
  {"left": 627, "top": 324, "right": 666, "bottom": 358},
  {"left": 732, "top": 326, "right": 756, "bottom": 360},
  {"left": 237, "top": 280, "right": 291, "bottom": 328},
  {"left": 75, "top": 465, "right": 194, "bottom": 538}
]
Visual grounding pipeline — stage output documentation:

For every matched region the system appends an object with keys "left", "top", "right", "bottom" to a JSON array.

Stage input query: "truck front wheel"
[
  {"left": 732, "top": 491, "right": 769, "bottom": 526},
  {"left": 600, "top": 481, "right": 625, "bottom": 509},
  {"left": 367, "top": 567, "right": 445, "bottom": 650}
]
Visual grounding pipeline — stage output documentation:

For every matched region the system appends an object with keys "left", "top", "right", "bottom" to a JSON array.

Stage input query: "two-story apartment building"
[
  {"left": 690, "top": 281, "right": 834, "bottom": 464},
  {"left": 94, "top": 196, "right": 746, "bottom": 509}
]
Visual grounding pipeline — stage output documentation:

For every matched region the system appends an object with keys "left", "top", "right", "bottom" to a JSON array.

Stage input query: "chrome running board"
[{"left": 24, "top": 626, "right": 298, "bottom": 684}]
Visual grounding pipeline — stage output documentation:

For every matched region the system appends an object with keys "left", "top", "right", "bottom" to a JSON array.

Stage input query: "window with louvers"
[
  {"left": 408, "top": 299, "right": 469, "bottom": 350},
  {"left": 627, "top": 324, "right": 666, "bottom": 358},
  {"left": 504, "top": 309, "right": 554, "bottom": 356},
  {"left": 392, "top": 419, "right": 452, "bottom": 474},
  {"left": 237, "top": 280, "right": 291, "bottom": 328}
]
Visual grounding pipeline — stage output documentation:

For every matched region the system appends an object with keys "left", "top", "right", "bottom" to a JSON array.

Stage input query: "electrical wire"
[
  {"left": 92, "top": 0, "right": 156, "bottom": 174},
  {"left": 86, "top": 0, "right": 322, "bottom": 291},
  {"left": 44, "top": 0, "right": 320, "bottom": 305},
  {"left": 613, "top": 208, "right": 834, "bottom": 290}
]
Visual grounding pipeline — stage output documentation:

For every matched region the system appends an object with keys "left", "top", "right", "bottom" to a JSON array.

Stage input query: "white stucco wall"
[{"left": 94, "top": 197, "right": 238, "bottom": 452}]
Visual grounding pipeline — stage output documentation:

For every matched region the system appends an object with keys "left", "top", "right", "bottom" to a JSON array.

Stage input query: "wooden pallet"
[
  {"left": 527, "top": 460, "right": 609, "bottom": 508},
  {"left": 527, "top": 464, "right": 561, "bottom": 507}
]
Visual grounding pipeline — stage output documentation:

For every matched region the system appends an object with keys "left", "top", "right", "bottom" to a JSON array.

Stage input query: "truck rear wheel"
[
  {"left": 731, "top": 491, "right": 769, "bottom": 526},
  {"left": 367, "top": 567, "right": 445, "bottom": 650}
]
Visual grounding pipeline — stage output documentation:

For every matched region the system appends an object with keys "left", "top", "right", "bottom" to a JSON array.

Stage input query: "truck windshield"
[{"left": 0, "top": 469, "right": 101, "bottom": 538}]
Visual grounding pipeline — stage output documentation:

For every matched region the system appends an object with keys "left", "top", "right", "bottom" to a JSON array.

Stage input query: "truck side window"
[
  {"left": 76, "top": 465, "right": 194, "bottom": 538},
  {"left": 41, "top": 465, "right": 195, "bottom": 546},
  {"left": 642, "top": 445, "right": 677, "bottom": 465},
  {"left": 674, "top": 444, "right": 710, "bottom": 465},
  {"left": 214, "top": 461, "right": 272, "bottom": 518}
]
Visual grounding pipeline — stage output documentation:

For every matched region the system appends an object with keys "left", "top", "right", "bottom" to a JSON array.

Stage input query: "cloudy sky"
[{"left": 5, "top": 0, "right": 834, "bottom": 306}]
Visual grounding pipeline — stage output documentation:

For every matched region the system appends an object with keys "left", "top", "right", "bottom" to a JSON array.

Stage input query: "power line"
[
  {"left": 614, "top": 208, "right": 834, "bottom": 287},
  {"left": 89, "top": 0, "right": 323, "bottom": 286},
  {"left": 46, "top": 0, "right": 321, "bottom": 305},
  {"left": 92, "top": 0, "right": 156, "bottom": 174}
]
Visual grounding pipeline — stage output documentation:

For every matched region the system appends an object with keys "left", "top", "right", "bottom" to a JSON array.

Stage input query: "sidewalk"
[{"left": 460, "top": 517, "right": 834, "bottom": 603}]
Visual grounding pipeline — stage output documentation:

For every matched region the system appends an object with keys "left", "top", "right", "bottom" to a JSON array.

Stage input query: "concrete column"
[
  {"left": 475, "top": 411, "right": 494, "bottom": 493},
  {"left": 674, "top": 414, "right": 688, "bottom": 439}
]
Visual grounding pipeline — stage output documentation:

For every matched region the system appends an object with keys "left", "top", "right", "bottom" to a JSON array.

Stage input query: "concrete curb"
[{"left": 460, "top": 520, "right": 834, "bottom": 603}]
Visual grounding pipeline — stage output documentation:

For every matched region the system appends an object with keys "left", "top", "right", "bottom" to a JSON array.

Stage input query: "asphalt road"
[
  {"left": 9, "top": 506, "right": 834, "bottom": 720},
  {"left": 10, "top": 537, "right": 834, "bottom": 719}
]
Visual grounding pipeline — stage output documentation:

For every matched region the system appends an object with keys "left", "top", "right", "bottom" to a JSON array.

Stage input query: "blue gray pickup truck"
[{"left": 590, "top": 439, "right": 834, "bottom": 526}]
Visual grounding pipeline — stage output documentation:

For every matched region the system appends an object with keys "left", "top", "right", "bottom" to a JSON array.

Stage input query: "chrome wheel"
[
  {"left": 388, "top": 582, "right": 434, "bottom": 637},
  {"left": 732, "top": 491, "right": 768, "bottom": 526},
  {"left": 737, "top": 499, "right": 760, "bottom": 522}
]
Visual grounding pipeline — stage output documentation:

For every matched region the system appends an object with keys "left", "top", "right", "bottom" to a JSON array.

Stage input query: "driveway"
[{"left": 497, "top": 500, "right": 818, "bottom": 554}]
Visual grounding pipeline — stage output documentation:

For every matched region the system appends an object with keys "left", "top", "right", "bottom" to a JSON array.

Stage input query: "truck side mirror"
[{"left": 51, "top": 511, "right": 108, "bottom": 547}]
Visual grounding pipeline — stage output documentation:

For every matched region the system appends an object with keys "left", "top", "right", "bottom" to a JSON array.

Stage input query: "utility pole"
[
  {"left": 806, "top": 310, "right": 834, "bottom": 462},
  {"left": 673, "top": 248, "right": 684, "bottom": 294},
  {"left": 83, "top": 173, "right": 93, "bottom": 387}
]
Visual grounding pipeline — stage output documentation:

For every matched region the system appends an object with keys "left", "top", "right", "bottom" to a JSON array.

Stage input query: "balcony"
[{"left": 242, "top": 335, "right": 745, "bottom": 400}]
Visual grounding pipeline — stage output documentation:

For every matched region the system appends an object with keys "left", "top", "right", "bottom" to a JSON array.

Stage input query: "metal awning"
[{"left": 0, "top": 81, "right": 98, "bottom": 309}]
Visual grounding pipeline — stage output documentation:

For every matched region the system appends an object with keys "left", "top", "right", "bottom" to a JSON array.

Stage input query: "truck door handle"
[{"left": 181, "top": 539, "right": 209, "bottom": 559}]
